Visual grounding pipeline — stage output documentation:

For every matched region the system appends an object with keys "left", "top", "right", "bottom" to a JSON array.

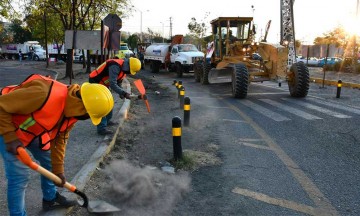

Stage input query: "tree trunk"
[{"left": 65, "top": 49, "right": 74, "bottom": 83}]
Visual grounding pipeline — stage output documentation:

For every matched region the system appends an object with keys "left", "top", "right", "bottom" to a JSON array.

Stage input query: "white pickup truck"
[{"left": 144, "top": 43, "right": 204, "bottom": 77}]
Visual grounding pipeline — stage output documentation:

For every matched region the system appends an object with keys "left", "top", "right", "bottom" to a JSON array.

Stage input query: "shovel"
[
  {"left": 16, "top": 147, "right": 120, "bottom": 214},
  {"left": 133, "top": 79, "right": 151, "bottom": 113}
]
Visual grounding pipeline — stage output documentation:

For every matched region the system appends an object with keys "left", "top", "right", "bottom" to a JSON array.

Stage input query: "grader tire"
[
  {"left": 194, "top": 62, "right": 202, "bottom": 82},
  {"left": 201, "top": 62, "right": 210, "bottom": 85},
  {"left": 232, "top": 63, "right": 249, "bottom": 99},
  {"left": 288, "top": 62, "right": 309, "bottom": 97}
]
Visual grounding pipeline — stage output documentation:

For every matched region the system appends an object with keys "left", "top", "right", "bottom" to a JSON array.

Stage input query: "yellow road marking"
[
  {"left": 238, "top": 142, "right": 272, "bottom": 150},
  {"left": 232, "top": 187, "right": 327, "bottom": 216},
  {"left": 222, "top": 119, "right": 246, "bottom": 123}
]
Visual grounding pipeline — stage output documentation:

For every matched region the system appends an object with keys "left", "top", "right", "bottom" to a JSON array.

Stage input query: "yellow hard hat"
[
  {"left": 80, "top": 82, "right": 114, "bottom": 125},
  {"left": 129, "top": 57, "right": 141, "bottom": 75}
]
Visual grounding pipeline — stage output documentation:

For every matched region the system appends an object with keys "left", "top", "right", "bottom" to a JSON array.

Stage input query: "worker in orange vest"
[
  {"left": 89, "top": 57, "right": 142, "bottom": 135},
  {"left": 0, "top": 74, "right": 114, "bottom": 215}
]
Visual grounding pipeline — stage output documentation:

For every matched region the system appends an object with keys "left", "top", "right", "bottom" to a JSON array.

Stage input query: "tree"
[
  {"left": 313, "top": 26, "right": 347, "bottom": 56},
  {"left": 23, "top": 0, "right": 132, "bottom": 79},
  {"left": 127, "top": 34, "right": 139, "bottom": 50},
  {"left": 8, "top": 19, "right": 32, "bottom": 43},
  {"left": 187, "top": 12, "right": 210, "bottom": 50},
  {"left": 0, "top": 1, "right": 15, "bottom": 20}
]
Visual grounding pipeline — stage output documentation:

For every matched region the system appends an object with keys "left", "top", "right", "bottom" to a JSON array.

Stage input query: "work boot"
[
  {"left": 42, "top": 192, "right": 77, "bottom": 211},
  {"left": 107, "top": 121, "right": 117, "bottom": 126},
  {"left": 98, "top": 128, "right": 114, "bottom": 135}
]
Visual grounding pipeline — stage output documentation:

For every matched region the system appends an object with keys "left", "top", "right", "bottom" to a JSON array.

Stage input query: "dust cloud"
[{"left": 104, "top": 160, "right": 191, "bottom": 216}]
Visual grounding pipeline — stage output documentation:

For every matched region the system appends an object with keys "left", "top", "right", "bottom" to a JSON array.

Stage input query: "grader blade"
[{"left": 208, "top": 68, "right": 233, "bottom": 84}]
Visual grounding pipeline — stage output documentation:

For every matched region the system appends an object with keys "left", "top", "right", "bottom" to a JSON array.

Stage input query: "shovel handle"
[{"left": 17, "top": 147, "right": 77, "bottom": 191}]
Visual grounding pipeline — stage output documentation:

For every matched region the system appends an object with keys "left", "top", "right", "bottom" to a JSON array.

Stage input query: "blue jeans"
[
  {"left": 0, "top": 136, "right": 56, "bottom": 216},
  {"left": 97, "top": 109, "right": 113, "bottom": 132}
]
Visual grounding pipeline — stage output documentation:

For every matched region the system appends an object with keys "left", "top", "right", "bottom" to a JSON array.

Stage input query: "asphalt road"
[
  {"left": 2, "top": 61, "right": 360, "bottom": 215},
  {"left": 139, "top": 69, "right": 360, "bottom": 216}
]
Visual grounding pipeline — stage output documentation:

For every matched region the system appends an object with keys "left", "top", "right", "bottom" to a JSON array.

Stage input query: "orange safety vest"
[
  {"left": 89, "top": 59, "right": 126, "bottom": 86},
  {"left": 1, "top": 74, "right": 78, "bottom": 150}
]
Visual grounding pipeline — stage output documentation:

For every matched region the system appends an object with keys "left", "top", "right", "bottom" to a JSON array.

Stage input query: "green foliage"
[
  {"left": 127, "top": 34, "right": 139, "bottom": 50},
  {"left": 0, "top": 26, "right": 12, "bottom": 43},
  {"left": 170, "top": 153, "right": 196, "bottom": 171},
  {"left": 8, "top": 19, "right": 32, "bottom": 43},
  {"left": 187, "top": 12, "right": 210, "bottom": 50}
]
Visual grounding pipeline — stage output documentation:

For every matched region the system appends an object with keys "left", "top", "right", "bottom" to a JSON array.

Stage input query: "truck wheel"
[
  {"left": 201, "top": 62, "right": 210, "bottom": 85},
  {"left": 232, "top": 63, "right": 249, "bottom": 99},
  {"left": 34, "top": 55, "right": 39, "bottom": 61},
  {"left": 150, "top": 61, "right": 160, "bottom": 73},
  {"left": 288, "top": 62, "right": 309, "bottom": 97},
  {"left": 194, "top": 62, "right": 201, "bottom": 82},
  {"left": 176, "top": 63, "right": 183, "bottom": 78}
]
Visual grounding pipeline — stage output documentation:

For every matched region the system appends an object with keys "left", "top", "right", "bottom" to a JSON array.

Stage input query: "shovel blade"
[{"left": 87, "top": 200, "right": 121, "bottom": 213}]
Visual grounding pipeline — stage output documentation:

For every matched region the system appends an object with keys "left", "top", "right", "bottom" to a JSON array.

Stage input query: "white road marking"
[
  {"left": 259, "top": 99, "right": 322, "bottom": 120},
  {"left": 240, "top": 100, "right": 291, "bottom": 122},
  {"left": 282, "top": 98, "right": 352, "bottom": 118},
  {"left": 307, "top": 97, "right": 360, "bottom": 115}
]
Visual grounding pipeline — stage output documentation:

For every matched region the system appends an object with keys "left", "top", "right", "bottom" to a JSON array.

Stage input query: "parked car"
[
  {"left": 317, "top": 57, "right": 342, "bottom": 67},
  {"left": 115, "top": 42, "right": 134, "bottom": 59},
  {"left": 296, "top": 56, "right": 319, "bottom": 66}
]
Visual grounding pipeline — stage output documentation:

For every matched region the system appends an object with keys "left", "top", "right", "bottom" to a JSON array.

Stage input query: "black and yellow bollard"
[
  {"left": 183, "top": 97, "right": 190, "bottom": 127},
  {"left": 172, "top": 80, "right": 177, "bottom": 86},
  {"left": 179, "top": 86, "right": 185, "bottom": 109},
  {"left": 177, "top": 80, "right": 183, "bottom": 99},
  {"left": 336, "top": 80, "right": 342, "bottom": 98},
  {"left": 172, "top": 116, "right": 183, "bottom": 160}
]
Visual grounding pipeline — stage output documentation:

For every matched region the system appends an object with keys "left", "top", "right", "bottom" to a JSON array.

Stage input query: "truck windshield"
[{"left": 178, "top": 44, "right": 199, "bottom": 52}]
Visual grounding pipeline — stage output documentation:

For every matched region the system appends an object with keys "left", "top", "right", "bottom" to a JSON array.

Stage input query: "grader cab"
[{"left": 194, "top": 17, "right": 309, "bottom": 99}]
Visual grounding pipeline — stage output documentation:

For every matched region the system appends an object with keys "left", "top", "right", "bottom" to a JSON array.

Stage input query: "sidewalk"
[{"left": 309, "top": 67, "right": 360, "bottom": 89}]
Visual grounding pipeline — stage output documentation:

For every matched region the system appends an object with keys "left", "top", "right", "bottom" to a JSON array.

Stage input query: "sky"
[{"left": 120, "top": 0, "right": 360, "bottom": 44}]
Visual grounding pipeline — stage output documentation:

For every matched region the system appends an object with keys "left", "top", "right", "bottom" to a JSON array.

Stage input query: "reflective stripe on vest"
[{"left": 2, "top": 74, "right": 73, "bottom": 149}]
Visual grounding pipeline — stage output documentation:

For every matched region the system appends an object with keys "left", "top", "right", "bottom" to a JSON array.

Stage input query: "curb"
[
  {"left": 45, "top": 78, "right": 132, "bottom": 216},
  {"left": 310, "top": 76, "right": 360, "bottom": 89}
]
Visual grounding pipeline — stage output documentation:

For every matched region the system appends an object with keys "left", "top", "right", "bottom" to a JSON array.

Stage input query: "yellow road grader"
[{"left": 194, "top": 16, "right": 309, "bottom": 99}]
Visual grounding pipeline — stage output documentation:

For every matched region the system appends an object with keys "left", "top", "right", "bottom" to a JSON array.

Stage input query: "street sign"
[{"left": 103, "top": 14, "right": 122, "bottom": 32}]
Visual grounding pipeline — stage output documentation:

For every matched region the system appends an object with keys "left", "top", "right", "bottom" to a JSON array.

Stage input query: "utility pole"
[
  {"left": 353, "top": 0, "right": 359, "bottom": 71},
  {"left": 160, "top": 22, "right": 165, "bottom": 42},
  {"left": 169, "top": 17, "right": 173, "bottom": 39},
  {"left": 44, "top": 11, "right": 48, "bottom": 68}
]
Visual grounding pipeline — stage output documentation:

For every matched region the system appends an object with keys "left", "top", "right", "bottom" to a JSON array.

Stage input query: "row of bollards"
[{"left": 171, "top": 80, "right": 192, "bottom": 160}]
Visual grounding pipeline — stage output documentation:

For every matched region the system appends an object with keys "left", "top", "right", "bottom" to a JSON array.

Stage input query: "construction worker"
[
  {"left": 0, "top": 74, "right": 114, "bottom": 215},
  {"left": 89, "top": 57, "right": 142, "bottom": 135}
]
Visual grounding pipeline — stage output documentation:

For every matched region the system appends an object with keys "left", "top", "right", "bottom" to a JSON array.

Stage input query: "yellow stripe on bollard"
[
  {"left": 172, "top": 127, "right": 182, "bottom": 136},
  {"left": 184, "top": 104, "right": 190, "bottom": 111}
]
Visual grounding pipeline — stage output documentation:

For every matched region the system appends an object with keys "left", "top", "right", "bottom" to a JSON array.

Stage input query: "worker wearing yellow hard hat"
[
  {"left": 89, "top": 56, "right": 142, "bottom": 135},
  {"left": 0, "top": 74, "right": 114, "bottom": 215}
]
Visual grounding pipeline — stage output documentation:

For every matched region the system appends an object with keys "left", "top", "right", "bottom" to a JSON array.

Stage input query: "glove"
[
  {"left": 6, "top": 140, "right": 24, "bottom": 155},
  {"left": 54, "top": 173, "right": 66, "bottom": 187},
  {"left": 120, "top": 92, "right": 131, "bottom": 99}
]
